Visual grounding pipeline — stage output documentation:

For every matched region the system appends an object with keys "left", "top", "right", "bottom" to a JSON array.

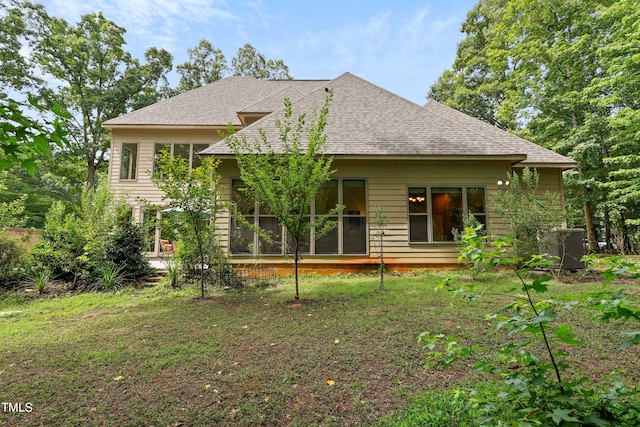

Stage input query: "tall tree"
[
  {"left": 175, "top": 39, "right": 228, "bottom": 93},
  {"left": 231, "top": 43, "right": 291, "bottom": 80},
  {"left": 593, "top": 0, "right": 640, "bottom": 253},
  {"left": 430, "top": 0, "right": 622, "bottom": 252},
  {"left": 227, "top": 94, "right": 340, "bottom": 300},
  {"left": 19, "top": 3, "right": 173, "bottom": 187},
  {"left": 428, "top": 0, "right": 516, "bottom": 130}
]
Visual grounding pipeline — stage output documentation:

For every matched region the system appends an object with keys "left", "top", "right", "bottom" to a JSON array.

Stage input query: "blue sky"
[{"left": 38, "top": 0, "right": 477, "bottom": 105}]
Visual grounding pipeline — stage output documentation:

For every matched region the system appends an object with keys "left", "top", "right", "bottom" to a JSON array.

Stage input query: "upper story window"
[
  {"left": 119, "top": 142, "right": 138, "bottom": 180},
  {"left": 408, "top": 186, "right": 486, "bottom": 243},
  {"left": 153, "top": 142, "right": 210, "bottom": 173},
  {"left": 230, "top": 178, "right": 368, "bottom": 256}
]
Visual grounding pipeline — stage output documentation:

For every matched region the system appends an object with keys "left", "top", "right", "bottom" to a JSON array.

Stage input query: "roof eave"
[
  {"left": 513, "top": 161, "right": 578, "bottom": 170},
  {"left": 200, "top": 153, "right": 529, "bottom": 162},
  {"left": 102, "top": 124, "right": 237, "bottom": 131}
]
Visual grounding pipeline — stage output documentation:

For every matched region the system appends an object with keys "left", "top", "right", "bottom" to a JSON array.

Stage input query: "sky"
[{"left": 37, "top": 0, "right": 478, "bottom": 105}]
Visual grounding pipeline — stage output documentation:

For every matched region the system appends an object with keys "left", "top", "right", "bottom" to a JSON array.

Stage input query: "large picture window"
[
  {"left": 230, "top": 178, "right": 367, "bottom": 255},
  {"left": 408, "top": 186, "right": 486, "bottom": 243}
]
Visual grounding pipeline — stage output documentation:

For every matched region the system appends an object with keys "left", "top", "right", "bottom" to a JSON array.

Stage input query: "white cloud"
[{"left": 41, "top": 0, "right": 240, "bottom": 54}]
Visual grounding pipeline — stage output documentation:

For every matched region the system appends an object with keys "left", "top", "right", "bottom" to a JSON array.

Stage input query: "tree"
[
  {"left": 152, "top": 152, "right": 227, "bottom": 299},
  {"left": 372, "top": 205, "right": 388, "bottom": 291},
  {"left": 175, "top": 39, "right": 228, "bottom": 93},
  {"left": 231, "top": 43, "right": 291, "bottom": 80},
  {"left": 428, "top": 0, "right": 516, "bottom": 131},
  {"left": 227, "top": 93, "right": 340, "bottom": 300},
  {"left": 430, "top": 0, "right": 622, "bottom": 253},
  {"left": 594, "top": 0, "right": 640, "bottom": 253},
  {"left": 19, "top": 3, "right": 173, "bottom": 187}
]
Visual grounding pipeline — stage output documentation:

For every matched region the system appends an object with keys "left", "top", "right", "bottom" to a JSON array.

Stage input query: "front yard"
[{"left": 1, "top": 270, "right": 638, "bottom": 426}]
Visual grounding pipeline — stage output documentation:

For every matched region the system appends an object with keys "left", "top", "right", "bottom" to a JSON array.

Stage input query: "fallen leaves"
[
  {"left": 333, "top": 339, "right": 340, "bottom": 345},
  {"left": 326, "top": 378, "right": 335, "bottom": 386},
  {"left": 113, "top": 375, "right": 124, "bottom": 381}
]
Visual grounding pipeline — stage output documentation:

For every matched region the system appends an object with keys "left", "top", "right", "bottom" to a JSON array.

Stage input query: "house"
[{"left": 103, "top": 72, "right": 576, "bottom": 273}]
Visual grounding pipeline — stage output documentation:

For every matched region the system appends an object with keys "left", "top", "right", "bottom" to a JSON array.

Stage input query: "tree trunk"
[
  {"left": 294, "top": 253, "right": 299, "bottom": 300},
  {"left": 578, "top": 168, "right": 597, "bottom": 253},
  {"left": 583, "top": 200, "right": 597, "bottom": 253},
  {"left": 379, "top": 232, "right": 385, "bottom": 291},
  {"left": 604, "top": 210, "right": 612, "bottom": 252},
  {"left": 87, "top": 159, "right": 97, "bottom": 188}
]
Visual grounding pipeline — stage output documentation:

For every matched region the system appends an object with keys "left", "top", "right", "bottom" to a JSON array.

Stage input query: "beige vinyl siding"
[
  {"left": 218, "top": 158, "right": 529, "bottom": 265},
  {"left": 108, "top": 140, "right": 567, "bottom": 266},
  {"left": 109, "top": 128, "right": 225, "bottom": 224}
]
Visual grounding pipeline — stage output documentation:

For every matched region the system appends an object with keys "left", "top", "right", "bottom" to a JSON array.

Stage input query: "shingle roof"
[
  {"left": 103, "top": 71, "right": 575, "bottom": 167},
  {"left": 422, "top": 100, "right": 576, "bottom": 167},
  {"left": 202, "top": 72, "right": 576, "bottom": 167},
  {"left": 102, "top": 76, "right": 328, "bottom": 127}
]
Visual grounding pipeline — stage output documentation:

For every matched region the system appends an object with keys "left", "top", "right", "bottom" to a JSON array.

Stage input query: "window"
[
  {"left": 119, "top": 142, "right": 138, "bottom": 180},
  {"left": 230, "top": 178, "right": 367, "bottom": 255},
  {"left": 153, "top": 142, "right": 210, "bottom": 173},
  {"left": 408, "top": 186, "right": 486, "bottom": 243}
]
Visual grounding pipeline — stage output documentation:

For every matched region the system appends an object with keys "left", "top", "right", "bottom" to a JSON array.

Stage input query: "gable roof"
[
  {"left": 202, "top": 72, "right": 576, "bottom": 168},
  {"left": 102, "top": 76, "right": 328, "bottom": 128}
]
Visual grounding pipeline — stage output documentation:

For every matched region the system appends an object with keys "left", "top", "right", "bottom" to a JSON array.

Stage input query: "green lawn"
[{"left": 1, "top": 270, "right": 638, "bottom": 426}]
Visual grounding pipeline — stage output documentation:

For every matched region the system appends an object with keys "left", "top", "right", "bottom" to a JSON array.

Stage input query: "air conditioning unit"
[{"left": 541, "top": 228, "right": 586, "bottom": 271}]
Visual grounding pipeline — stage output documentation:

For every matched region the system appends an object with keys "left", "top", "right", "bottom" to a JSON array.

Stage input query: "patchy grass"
[{"left": 1, "top": 270, "right": 638, "bottom": 426}]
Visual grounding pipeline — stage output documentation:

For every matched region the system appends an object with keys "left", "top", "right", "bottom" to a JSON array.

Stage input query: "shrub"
[
  {"left": 0, "top": 232, "right": 26, "bottom": 287},
  {"left": 94, "top": 262, "right": 125, "bottom": 291},
  {"left": 424, "top": 228, "right": 640, "bottom": 426},
  {"left": 31, "top": 181, "right": 129, "bottom": 289},
  {"left": 25, "top": 264, "right": 51, "bottom": 294},
  {"left": 104, "top": 223, "right": 154, "bottom": 284}
]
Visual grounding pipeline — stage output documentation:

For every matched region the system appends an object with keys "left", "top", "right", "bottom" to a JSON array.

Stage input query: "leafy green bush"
[
  {"left": 31, "top": 201, "right": 87, "bottom": 287},
  {"left": 31, "top": 181, "right": 129, "bottom": 289},
  {"left": 493, "top": 168, "right": 564, "bottom": 261},
  {"left": 104, "top": 223, "right": 154, "bottom": 284},
  {"left": 423, "top": 226, "right": 640, "bottom": 426},
  {"left": 0, "top": 232, "right": 26, "bottom": 287}
]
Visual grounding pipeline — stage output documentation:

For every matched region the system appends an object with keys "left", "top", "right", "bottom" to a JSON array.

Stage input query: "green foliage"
[
  {"left": 0, "top": 182, "right": 27, "bottom": 228},
  {"left": 104, "top": 223, "right": 154, "bottom": 284},
  {"left": 25, "top": 264, "right": 51, "bottom": 294},
  {"left": 0, "top": 95, "right": 69, "bottom": 174},
  {"left": 152, "top": 153, "right": 227, "bottom": 299},
  {"left": 453, "top": 214, "right": 495, "bottom": 279},
  {"left": 424, "top": 227, "right": 640, "bottom": 426},
  {"left": 18, "top": 2, "right": 173, "bottom": 186},
  {"left": 175, "top": 39, "right": 228, "bottom": 93},
  {"left": 493, "top": 168, "right": 565, "bottom": 260},
  {"left": 227, "top": 92, "right": 340, "bottom": 299},
  {"left": 431, "top": 0, "right": 640, "bottom": 253},
  {"left": 231, "top": 43, "right": 291, "bottom": 80},
  {"left": 95, "top": 262, "right": 126, "bottom": 291},
  {"left": 0, "top": 232, "right": 26, "bottom": 287},
  {"left": 32, "top": 200, "right": 86, "bottom": 287},
  {"left": 32, "top": 180, "right": 129, "bottom": 289}
]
